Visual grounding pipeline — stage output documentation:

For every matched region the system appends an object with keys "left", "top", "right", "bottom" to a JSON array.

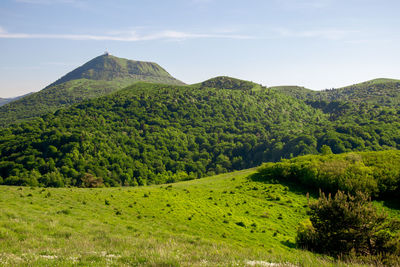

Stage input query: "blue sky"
[{"left": 0, "top": 0, "right": 399, "bottom": 97}]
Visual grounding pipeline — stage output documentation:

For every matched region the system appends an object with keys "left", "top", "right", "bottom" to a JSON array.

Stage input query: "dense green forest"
[
  {"left": 2, "top": 77, "right": 400, "bottom": 187},
  {"left": 0, "top": 54, "right": 184, "bottom": 127},
  {"left": 0, "top": 82, "right": 326, "bottom": 186}
]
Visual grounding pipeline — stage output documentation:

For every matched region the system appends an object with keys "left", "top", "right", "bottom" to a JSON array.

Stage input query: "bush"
[
  {"left": 296, "top": 190, "right": 400, "bottom": 258},
  {"left": 81, "top": 173, "right": 104, "bottom": 188}
]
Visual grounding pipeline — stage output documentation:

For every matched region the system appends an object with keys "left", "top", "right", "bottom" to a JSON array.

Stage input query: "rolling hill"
[{"left": 0, "top": 54, "right": 184, "bottom": 127}]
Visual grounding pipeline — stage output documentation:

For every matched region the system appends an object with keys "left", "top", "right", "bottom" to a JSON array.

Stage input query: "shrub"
[
  {"left": 81, "top": 173, "right": 104, "bottom": 188},
  {"left": 235, "top": 221, "right": 246, "bottom": 227},
  {"left": 296, "top": 190, "right": 400, "bottom": 258}
]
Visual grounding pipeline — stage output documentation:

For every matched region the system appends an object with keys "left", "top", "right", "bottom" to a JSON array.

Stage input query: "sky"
[{"left": 0, "top": 0, "right": 400, "bottom": 97}]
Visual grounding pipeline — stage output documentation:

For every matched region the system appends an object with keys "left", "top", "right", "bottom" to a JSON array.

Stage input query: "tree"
[
  {"left": 320, "top": 145, "right": 333, "bottom": 155},
  {"left": 296, "top": 190, "right": 400, "bottom": 258}
]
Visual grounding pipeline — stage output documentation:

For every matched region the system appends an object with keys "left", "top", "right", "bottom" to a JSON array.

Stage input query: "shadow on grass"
[
  {"left": 280, "top": 240, "right": 296, "bottom": 249},
  {"left": 382, "top": 198, "right": 400, "bottom": 210},
  {"left": 249, "top": 169, "right": 400, "bottom": 211}
]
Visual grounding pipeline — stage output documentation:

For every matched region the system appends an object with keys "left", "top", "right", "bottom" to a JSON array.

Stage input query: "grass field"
[{"left": 0, "top": 168, "right": 396, "bottom": 266}]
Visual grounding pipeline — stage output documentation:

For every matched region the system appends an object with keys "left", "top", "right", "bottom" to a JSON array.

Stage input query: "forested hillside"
[
  {"left": 0, "top": 82, "right": 327, "bottom": 186},
  {"left": 2, "top": 78, "right": 400, "bottom": 187},
  {"left": 274, "top": 78, "right": 400, "bottom": 106},
  {"left": 0, "top": 54, "right": 184, "bottom": 126}
]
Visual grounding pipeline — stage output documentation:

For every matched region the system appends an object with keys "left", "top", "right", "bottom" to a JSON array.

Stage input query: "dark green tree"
[{"left": 297, "top": 190, "right": 400, "bottom": 257}]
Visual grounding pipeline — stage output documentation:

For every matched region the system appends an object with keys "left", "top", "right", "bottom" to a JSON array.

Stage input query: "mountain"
[
  {"left": 0, "top": 54, "right": 184, "bottom": 127},
  {"left": 0, "top": 92, "right": 33, "bottom": 107},
  {"left": 47, "top": 54, "right": 184, "bottom": 87}
]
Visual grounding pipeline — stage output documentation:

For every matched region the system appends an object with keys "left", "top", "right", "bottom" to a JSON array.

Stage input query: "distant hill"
[
  {"left": 198, "top": 76, "right": 263, "bottom": 91},
  {"left": 322, "top": 78, "right": 400, "bottom": 105},
  {"left": 0, "top": 54, "right": 184, "bottom": 126},
  {"left": 0, "top": 97, "right": 15, "bottom": 107},
  {"left": 0, "top": 92, "right": 33, "bottom": 107},
  {"left": 273, "top": 78, "right": 400, "bottom": 106}
]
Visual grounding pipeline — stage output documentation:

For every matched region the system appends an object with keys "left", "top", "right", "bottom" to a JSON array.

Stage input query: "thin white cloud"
[
  {"left": 0, "top": 27, "right": 254, "bottom": 41},
  {"left": 275, "top": 27, "right": 357, "bottom": 40}
]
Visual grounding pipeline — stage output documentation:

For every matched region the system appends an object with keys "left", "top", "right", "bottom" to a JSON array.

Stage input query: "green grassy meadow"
[{"left": 0, "top": 168, "right": 395, "bottom": 266}]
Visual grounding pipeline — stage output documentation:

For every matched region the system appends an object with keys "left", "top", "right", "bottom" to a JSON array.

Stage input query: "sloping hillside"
[
  {"left": 0, "top": 169, "right": 351, "bottom": 266},
  {"left": 1, "top": 167, "right": 398, "bottom": 266}
]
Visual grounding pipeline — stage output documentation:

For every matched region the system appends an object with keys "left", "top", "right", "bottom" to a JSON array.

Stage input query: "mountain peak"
[{"left": 47, "top": 54, "right": 184, "bottom": 88}]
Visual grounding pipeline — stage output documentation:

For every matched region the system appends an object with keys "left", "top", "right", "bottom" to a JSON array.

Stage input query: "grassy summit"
[{"left": 48, "top": 54, "right": 184, "bottom": 87}]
